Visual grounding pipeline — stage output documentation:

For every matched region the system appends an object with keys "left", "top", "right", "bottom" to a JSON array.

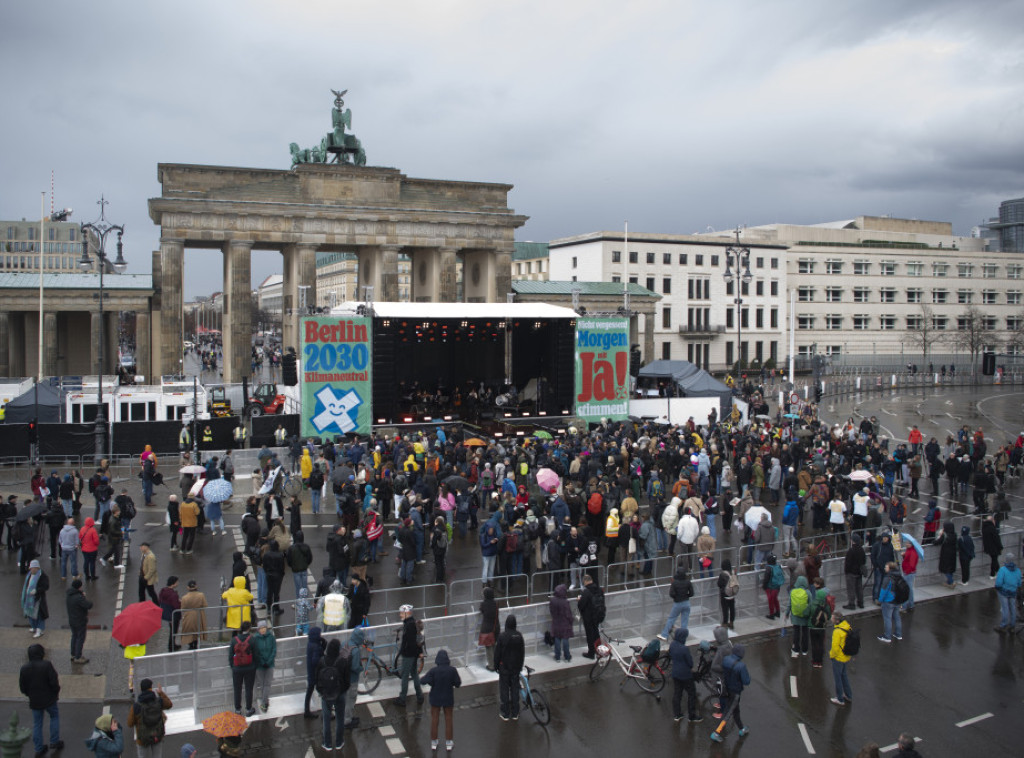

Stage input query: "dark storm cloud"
[{"left": 2, "top": 0, "right": 1023, "bottom": 296}]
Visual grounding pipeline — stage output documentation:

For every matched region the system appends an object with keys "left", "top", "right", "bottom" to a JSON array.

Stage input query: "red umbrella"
[{"left": 112, "top": 602, "right": 163, "bottom": 647}]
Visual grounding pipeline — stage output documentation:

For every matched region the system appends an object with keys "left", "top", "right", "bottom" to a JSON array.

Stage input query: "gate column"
[
  {"left": 222, "top": 239, "right": 253, "bottom": 383},
  {"left": 282, "top": 243, "right": 318, "bottom": 351},
  {"left": 158, "top": 239, "right": 184, "bottom": 376}
]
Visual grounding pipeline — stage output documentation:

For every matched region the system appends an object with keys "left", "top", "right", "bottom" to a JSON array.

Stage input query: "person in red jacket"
[
  {"left": 78, "top": 518, "right": 100, "bottom": 581},
  {"left": 908, "top": 426, "right": 923, "bottom": 455},
  {"left": 901, "top": 541, "right": 919, "bottom": 611}
]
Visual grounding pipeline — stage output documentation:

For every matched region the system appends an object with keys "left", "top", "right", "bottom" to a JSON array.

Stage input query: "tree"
[
  {"left": 945, "top": 305, "right": 988, "bottom": 372},
  {"left": 1004, "top": 310, "right": 1024, "bottom": 356},
  {"left": 904, "top": 304, "right": 941, "bottom": 362}
]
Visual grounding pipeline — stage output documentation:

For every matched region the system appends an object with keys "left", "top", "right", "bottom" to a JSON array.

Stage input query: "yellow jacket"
[
  {"left": 605, "top": 509, "right": 620, "bottom": 539},
  {"left": 829, "top": 620, "right": 852, "bottom": 662},
  {"left": 300, "top": 450, "right": 313, "bottom": 479},
  {"left": 222, "top": 576, "right": 254, "bottom": 630}
]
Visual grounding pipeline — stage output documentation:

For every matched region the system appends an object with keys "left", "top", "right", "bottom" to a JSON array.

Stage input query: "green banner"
[
  {"left": 300, "top": 316, "right": 373, "bottom": 438},
  {"left": 574, "top": 317, "right": 630, "bottom": 422}
]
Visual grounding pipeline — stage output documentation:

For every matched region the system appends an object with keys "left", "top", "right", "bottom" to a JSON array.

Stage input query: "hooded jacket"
[
  {"left": 958, "top": 526, "right": 976, "bottom": 560},
  {"left": 790, "top": 576, "right": 811, "bottom": 626},
  {"left": 829, "top": 619, "right": 853, "bottom": 663},
  {"left": 306, "top": 627, "right": 326, "bottom": 685},
  {"left": 221, "top": 576, "right": 254, "bottom": 630},
  {"left": 79, "top": 517, "right": 100, "bottom": 553},
  {"left": 662, "top": 498, "right": 680, "bottom": 532},
  {"left": 549, "top": 584, "right": 574, "bottom": 639},
  {"left": 710, "top": 625, "right": 733, "bottom": 677},
  {"left": 66, "top": 583, "right": 93, "bottom": 629},
  {"left": 84, "top": 720, "right": 124, "bottom": 757},
  {"left": 669, "top": 568, "right": 694, "bottom": 603},
  {"left": 420, "top": 650, "right": 462, "bottom": 708},
  {"left": 937, "top": 522, "right": 958, "bottom": 574},
  {"left": 494, "top": 615, "right": 525, "bottom": 674},
  {"left": 253, "top": 626, "right": 277, "bottom": 668},
  {"left": 19, "top": 644, "right": 60, "bottom": 710},
  {"left": 996, "top": 558, "right": 1022, "bottom": 597},
  {"left": 721, "top": 644, "right": 751, "bottom": 694},
  {"left": 669, "top": 628, "right": 694, "bottom": 680}
]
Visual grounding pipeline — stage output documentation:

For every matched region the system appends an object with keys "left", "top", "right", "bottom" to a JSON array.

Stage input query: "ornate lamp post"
[
  {"left": 722, "top": 228, "right": 752, "bottom": 374},
  {"left": 79, "top": 197, "right": 127, "bottom": 465}
]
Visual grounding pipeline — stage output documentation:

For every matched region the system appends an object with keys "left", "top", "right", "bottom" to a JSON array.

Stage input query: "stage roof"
[{"left": 334, "top": 301, "right": 580, "bottom": 320}]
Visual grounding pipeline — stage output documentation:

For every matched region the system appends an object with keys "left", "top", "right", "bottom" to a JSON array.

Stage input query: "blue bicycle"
[{"left": 520, "top": 665, "right": 550, "bottom": 724}]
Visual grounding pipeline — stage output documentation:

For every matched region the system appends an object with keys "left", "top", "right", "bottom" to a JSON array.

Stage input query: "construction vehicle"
[
  {"left": 208, "top": 386, "right": 233, "bottom": 417},
  {"left": 245, "top": 383, "right": 287, "bottom": 417}
]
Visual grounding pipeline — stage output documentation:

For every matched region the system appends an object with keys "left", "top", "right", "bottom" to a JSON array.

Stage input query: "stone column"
[
  {"left": 409, "top": 248, "right": 440, "bottom": 303},
  {"left": 356, "top": 247, "right": 384, "bottom": 303},
  {"left": 380, "top": 245, "right": 400, "bottom": 302},
  {"left": 149, "top": 251, "right": 163, "bottom": 378},
  {"left": 438, "top": 247, "right": 458, "bottom": 302},
  {"left": 42, "top": 312, "right": 57, "bottom": 377},
  {"left": 106, "top": 310, "right": 119, "bottom": 375},
  {"left": 282, "top": 243, "right": 317, "bottom": 351},
  {"left": 136, "top": 311, "right": 151, "bottom": 381},
  {"left": 9, "top": 314, "right": 25, "bottom": 377},
  {"left": 0, "top": 312, "right": 9, "bottom": 377},
  {"left": 494, "top": 246, "right": 513, "bottom": 303},
  {"left": 222, "top": 240, "right": 253, "bottom": 383},
  {"left": 462, "top": 250, "right": 493, "bottom": 303},
  {"left": 158, "top": 240, "right": 184, "bottom": 376},
  {"left": 643, "top": 308, "right": 655, "bottom": 364}
]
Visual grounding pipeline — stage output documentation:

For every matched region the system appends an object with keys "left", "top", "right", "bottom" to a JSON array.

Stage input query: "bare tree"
[
  {"left": 904, "top": 304, "right": 941, "bottom": 363},
  {"left": 1004, "top": 309, "right": 1024, "bottom": 356},
  {"left": 945, "top": 305, "right": 989, "bottom": 372}
]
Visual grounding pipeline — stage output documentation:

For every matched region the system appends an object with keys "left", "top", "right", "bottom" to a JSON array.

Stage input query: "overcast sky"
[{"left": 2, "top": 0, "right": 1022, "bottom": 298}]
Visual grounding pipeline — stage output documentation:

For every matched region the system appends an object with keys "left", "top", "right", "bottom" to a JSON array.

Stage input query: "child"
[
  {"left": 251, "top": 469, "right": 263, "bottom": 498},
  {"left": 295, "top": 587, "right": 312, "bottom": 636},
  {"left": 421, "top": 650, "right": 461, "bottom": 752}
]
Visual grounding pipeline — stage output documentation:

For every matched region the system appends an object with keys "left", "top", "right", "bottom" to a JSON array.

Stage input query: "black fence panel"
[
  {"left": 0, "top": 424, "right": 30, "bottom": 458},
  {"left": 39, "top": 423, "right": 96, "bottom": 459},
  {"left": 112, "top": 421, "right": 182, "bottom": 456},
  {"left": 251, "top": 414, "right": 299, "bottom": 448},
  {"left": 197, "top": 416, "right": 240, "bottom": 452}
]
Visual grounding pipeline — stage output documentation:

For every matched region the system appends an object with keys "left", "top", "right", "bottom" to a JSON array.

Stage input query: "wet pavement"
[{"left": 0, "top": 384, "right": 1020, "bottom": 755}]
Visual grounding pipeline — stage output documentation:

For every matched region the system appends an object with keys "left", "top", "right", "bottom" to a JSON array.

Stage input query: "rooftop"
[
  {"left": 512, "top": 280, "right": 660, "bottom": 298},
  {"left": 0, "top": 272, "right": 153, "bottom": 289}
]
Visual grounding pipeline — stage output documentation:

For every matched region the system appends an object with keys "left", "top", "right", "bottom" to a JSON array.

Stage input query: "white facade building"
[{"left": 548, "top": 231, "right": 788, "bottom": 370}]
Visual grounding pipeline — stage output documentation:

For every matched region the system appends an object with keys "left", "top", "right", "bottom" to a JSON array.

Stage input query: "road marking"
[
  {"left": 385, "top": 737, "right": 405, "bottom": 754},
  {"left": 379, "top": 724, "right": 396, "bottom": 736},
  {"left": 789, "top": 675, "right": 798, "bottom": 698},
  {"left": 797, "top": 722, "right": 815, "bottom": 754},
  {"left": 368, "top": 701, "right": 386, "bottom": 719},
  {"left": 880, "top": 738, "right": 921, "bottom": 753},
  {"left": 274, "top": 715, "right": 289, "bottom": 731},
  {"left": 305, "top": 748, "right": 315, "bottom": 758},
  {"left": 956, "top": 712, "right": 993, "bottom": 728}
]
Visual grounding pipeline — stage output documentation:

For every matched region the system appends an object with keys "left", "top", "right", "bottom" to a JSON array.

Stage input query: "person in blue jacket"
[
  {"left": 994, "top": 553, "right": 1022, "bottom": 632},
  {"left": 669, "top": 628, "right": 701, "bottom": 723},
  {"left": 710, "top": 643, "right": 750, "bottom": 743},
  {"left": 421, "top": 649, "right": 462, "bottom": 752}
]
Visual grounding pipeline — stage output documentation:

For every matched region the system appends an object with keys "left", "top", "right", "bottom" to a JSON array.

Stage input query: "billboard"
[
  {"left": 299, "top": 317, "right": 373, "bottom": 438},
  {"left": 574, "top": 317, "right": 629, "bottom": 422}
]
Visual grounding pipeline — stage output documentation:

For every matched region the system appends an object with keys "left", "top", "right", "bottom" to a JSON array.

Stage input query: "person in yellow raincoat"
[
  {"left": 222, "top": 576, "right": 254, "bottom": 632},
  {"left": 605, "top": 507, "right": 620, "bottom": 565},
  {"left": 299, "top": 449, "right": 313, "bottom": 484}
]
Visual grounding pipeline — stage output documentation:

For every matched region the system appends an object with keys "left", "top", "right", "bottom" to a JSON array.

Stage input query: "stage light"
[
  {"left": 460, "top": 321, "right": 468, "bottom": 327},
  {"left": 494, "top": 432, "right": 504, "bottom": 438},
  {"left": 516, "top": 431, "right": 525, "bottom": 436},
  {"left": 403, "top": 417, "right": 413, "bottom": 423},
  {"left": 561, "top": 409, "right": 570, "bottom": 415},
  {"left": 424, "top": 416, "right": 432, "bottom": 421},
  {"left": 522, "top": 412, "right": 529, "bottom": 416},
  {"left": 383, "top": 320, "right": 391, "bottom": 327},
  {"left": 443, "top": 415, "right": 452, "bottom": 421},
  {"left": 539, "top": 411, "right": 547, "bottom": 416},
  {"left": 377, "top": 418, "right": 386, "bottom": 424},
  {"left": 504, "top": 413, "right": 512, "bottom": 417}
]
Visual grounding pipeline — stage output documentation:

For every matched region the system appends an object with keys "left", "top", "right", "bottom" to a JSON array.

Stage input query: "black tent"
[
  {"left": 637, "top": 360, "right": 732, "bottom": 416},
  {"left": 3, "top": 382, "right": 63, "bottom": 423}
]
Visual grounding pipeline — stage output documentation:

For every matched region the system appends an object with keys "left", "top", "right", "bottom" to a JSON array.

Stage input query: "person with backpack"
[
  {"left": 126, "top": 677, "right": 172, "bottom": 756},
  {"left": 828, "top": 610, "right": 856, "bottom": 706},
  {"left": 578, "top": 570, "right": 608, "bottom": 652},
  {"left": 709, "top": 643, "right": 750, "bottom": 743},
  {"left": 808, "top": 579, "right": 833, "bottom": 668},
  {"left": 669, "top": 627, "right": 701, "bottom": 724},
  {"left": 421, "top": 649, "right": 462, "bottom": 752},
  {"left": 957, "top": 525, "right": 976, "bottom": 585},
  {"left": 658, "top": 567, "right": 694, "bottom": 641},
  {"left": 229, "top": 621, "right": 257, "bottom": 716},
  {"left": 717, "top": 559, "right": 739, "bottom": 629},
  {"left": 994, "top": 553, "right": 1022, "bottom": 632},
  {"left": 762, "top": 554, "right": 785, "bottom": 620},
  {"left": 315, "top": 638, "right": 351, "bottom": 751},
  {"left": 494, "top": 615, "right": 525, "bottom": 721},
  {"left": 877, "top": 562, "right": 905, "bottom": 643},
  {"left": 789, "top": 576, "right": 811, "bottom": 657}
]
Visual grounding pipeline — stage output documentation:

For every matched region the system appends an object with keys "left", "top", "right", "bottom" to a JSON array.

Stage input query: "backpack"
[
  {"left": 504, "top": 531, "right": 520, "bottom": 553},
  {"left": 232, "top": 635, "right": 253, "bottom": 667},
  {"left": 769, "top": 564, "right": 785, "bottom": 589},
  {"left": 591, "top": 591, "right": 607, "bottom": 624},
  {"left": 133, "top": 697, "right": 165, "bottom": 745},
  {"left": 121, "top": 499, "right": 137, "bottom": 522},
  {"left": 650, "top": 479, "right": 664, "bottom": 501},
  {"left": 587, "top": 492, "right": 603, "bottom": 515},
  {"left": 811, "top": 599, "right": 831, "bottom": 628},
  {"left": 790, "top": 587, "right": 809, "bottom": 618},
  {"left": 434, "top": 528, "right": 449, "bottom": 552},
  {"left": 143, "top": 458, "right": 155, "bottom": 478},
  {"left": 524, "top": 519, "right": 540, "bottom": 541},
  {"left": 890, "top": 574, "right": 910, "bottom": 604},
  {"left": 316, "top": 660, "right": 343, "bottom": 699},
  {"left": 841, "top": 626, "right": 861, "bottom": 657},
  {"left": 725, "top": 571, "right": 740, "bottom": 598},
  {"left": 640, "top": 637, "right": 661, "bottom": 663}
]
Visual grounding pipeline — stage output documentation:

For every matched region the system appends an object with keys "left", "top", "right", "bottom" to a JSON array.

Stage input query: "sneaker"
[
  {"left": 738, "top": 727, "right": 749, "bottom": 737},
  {"left": 49, "top": 741, "right": 64, "bottom": 750},
  {"left": 710, "top": 732, "right": 724, "bottom": 743},
  {"left": 322, "top": 743, "right": 333, "bottom": 751},
  {"left": 73, "top": 657, "right": 89, "bottom": 664},
  {"left": 568, "top": 584, "right": 576, "bottom": 591},
  {"left": 689, "top": 716, "right": 704, "bottom": 723},
  {"left": 830, "top": 697, "right": 845, "bottom": 706},
  {"left": 170, "top": 546, "right": 179, "bottom": 553},
  {"left": 893, "top": 635, "right": 903, "bottom": 641},
  {"left": 657, "top": 634, "right": 667, "bottom": 641},
  {"left": 791, "top": 651, "right": 799, "bottom": 659},
  {"left": 432, "top": 740, "right": 439, "bottom": 750},
  {"left": 499, "top": 714, "right": 510, "bottom": 722},
  {"left": 877, "top": 636, "right": 891, "bottom": 643},
  {"left": 98, "top": 558, "right": 107, "bottom": 567},
  {"left": 512, "top": 714, "right": 519, "bottom": 721},
  {"left": 115, "top": 565, "right": 125, "bottom": 570},
  {"left": 446, "top": 740, "right": 454, "bottom": 752},
  {"left": 674, "top": 715, "right": 685, "bottom": 722},
  {"left": 812, "top": 663, "right": 823, "bottom": 669},
  {"left": 961, "top": 581, "right": 969, "bottom": 586},
  {"left": 33, "top": 629, "right": 43, "bottom": 638},
  {"left": 994, "top": 625, "right": 1007, "bottom": 633},
  {"left": 245, "top": 708, "right": 256, "bottom": 717},
  {"left": 800, "top": 651, "right": 807, "bottom": 656}
]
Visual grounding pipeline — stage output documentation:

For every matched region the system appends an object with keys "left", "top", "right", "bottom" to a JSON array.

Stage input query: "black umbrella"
[
  {"left": 330, "top": 465, "right": 353, "bottom": 486},
  {"left": 443, "top": 475, "right": 470, "bottom": 492},
  {"left": 16, "top": 503, "right": 46, "bottom": 522}
]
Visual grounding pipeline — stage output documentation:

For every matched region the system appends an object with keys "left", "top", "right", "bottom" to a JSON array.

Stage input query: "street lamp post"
[
  {"left": 78, "top": 197, "right": 126, "bottom": 466},
  {"left": 722, "top": 228, "right": 752, "bottom": 374}
]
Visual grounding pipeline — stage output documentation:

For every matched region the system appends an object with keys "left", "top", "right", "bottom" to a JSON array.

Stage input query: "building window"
[
  {"left": 853, "top": 315, "right": 871, "bottom": 330},
  {"left": 797, "top": 316, "right": 815, "bottom": 330},
  {"left": 662, "top": 342, "right": 671, "bottom": 360},
  {"left": 611, "top": 275, "right": 621, "bottom": 283},
  {"left": 798, "top": 259, "right": 815, "bottom": 274},
  {"left": 825, "top": 315, "right": 843, "bottom": 330},
  {"left": 984, "top": 316, "right": 998, "bottom": 331},
  {"left": 797, "top": 286, "right": 815, "bottom": 302},
  {"left": 958, "top": 262, "right": 974, "bottom": 278},
  {"left": 628, "top": 251, "right": 638, "bottom": 264},
  {"left": 933, "top": 262, "right": 949, "bottom": 277},
  {"left": 662, "top": 308, "right": 671, "bottom": 328},
  {"left": 612, "top": 250, "right": 621, "bottom": 263},
  {"left": 726, "top": 309, "right": 734, "bottom": 329},
  {"left": 770, "top": 308, "right": 778, "bottom": 328},
  {"left": 825, "top": 287, "right": 842, "bottom": 303},
  {"left": 726, "top": 280, "right": 734, "bottom": 296},
  {"left": 647, "top": 252, "right": 655, "bottom": 264},
  {"left": 663, "top": 253, "right": 671, "bottom": 265},
  {"left": 740, "top": 308, "right": 748, "bottom": 329},
  {"left": 1007, "top": 264, "right": 1022, "bottom": 280},
  {"left": 629, "top": 276, "right": 638, "bottom": 285},
  {"left": 853, "top": 287, "right": 870, "bottom": 303},
  {"left": 5, "top": 227, "right": 11, "bottom": 239},
  {"left": 755, "top": 280, "right": 764, "bottom": 296},
  {"left": 663, "top": 277, "right": 671, "bottom": 294},
  {"left": 1008, "top": 316, "right": 1023, "bottom": 331},
  {"left": 1008, "top": 291, "right": 1022, "bottom": 305},
  {"left": 646, "top": 277, "right": 655, "bottom": 292},
  {"left": 879, "top": 315, "right": 896, "bottom": 330},
  {"left": 27, "top": 227, "right": 35, "bottom": 240},
  {"left": 906, "top": 315, "right": 922, "bottom": 330},
  {"left": 957, "top": 316, "right": 971, "bottom": 331},
  {"left": 770, "top": 280, "right": 778, "bottom": 296},
  {"left": 755, "top": 308, "right": 764, "bottom": 328},
  {"left": 695, "top": 254, "right": 704, "bottom": 266},
  {"left": 879, "top": 288, "right": 896, "bottom": 303},
  {"left": 932, "top": 316, "right": 948, "bottom": 330},
  {"left": 825, "top": 345, "right": 842, "bottom": 356},
  {"left": 571, "top": 256, "right": 577, "bottom": 269},
  {"left": 880, "top": 261, "right": 896, "bottom": 276},
  {"left": 982, "top": 290, "right": 997, "bottom": 305},
  {"left": 907, "top": 288, "right": 923, "bottom": 303},
  {"left": 853, "top": 261, "right": 870, "bottom": 275},
  {"left": 906, "top": 262, "right": 923, "bottom": 277},
  {"left": 708, "top": 254, "right": 718, "bottom": 266},
  {"left": 48, "top": 227, "right": 55, "bottom": 241},
  {"left": 688, "top": 278, "right": 709, "bottom": 299},
  {"left": 741, "top": 281, "right": 749, "bottom": 296},
  {"left": 771, "top": 258, "right": 779, "bottom": 269},
  {"left": 982, "top": 263, "right": 998, "bottom": 278},
  {"left": 932, "top": 289, "right": 948, "bottom": 304},
  {"left": 826, "top": 260, "right": 843, "bottom": 275},
  {"left": 679, "top": 253, "right": 688, "bottom": 265},
  {"left": 68, "top": 228, "right": 75, "bottom": 241}
]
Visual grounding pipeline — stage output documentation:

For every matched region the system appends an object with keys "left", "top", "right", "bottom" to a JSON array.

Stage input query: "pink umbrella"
[{"left": 536, "top": 468, "right": 560, "bottom": 493}]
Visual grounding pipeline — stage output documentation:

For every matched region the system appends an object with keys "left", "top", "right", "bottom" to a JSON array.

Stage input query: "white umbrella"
[{"left": 848, "top": 470, "right": 874, "bottom": 482}]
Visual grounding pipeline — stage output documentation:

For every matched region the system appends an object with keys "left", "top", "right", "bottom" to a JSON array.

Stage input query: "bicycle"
[
  {"left": 588, "top": 630, "right": 666, "bottom": 698},
  {"left": 658, "top": 639, "right": 719, "bottom": 699},
  {"left": 520, "top": 665, "right": 551, "bottom": 725},
  {"left": 358, "top": 628, "right": 427, "bottom": 694}
]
